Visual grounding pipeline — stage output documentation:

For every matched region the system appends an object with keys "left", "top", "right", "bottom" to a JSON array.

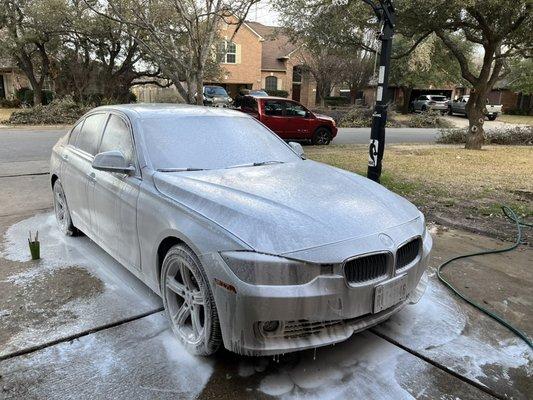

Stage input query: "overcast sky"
[{"left": 248, "top": 2, "right": 280, "bottom": 26}]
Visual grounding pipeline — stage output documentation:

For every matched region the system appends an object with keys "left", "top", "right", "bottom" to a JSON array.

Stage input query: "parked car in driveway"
[
  {"left": 240, "top": 95, "right": 338, "bottom": 144},
  {"left": 201, "top": 85, "right": 232, "bottom": 107},
  {"left": 448, "top": 95, "right": 502, "bottom": 120},
  {"left": 50, "top": 104, "right": 431, "bottom": 356},
  {"left": 411, "top": 95, "right": 449, "bottom": 114}
]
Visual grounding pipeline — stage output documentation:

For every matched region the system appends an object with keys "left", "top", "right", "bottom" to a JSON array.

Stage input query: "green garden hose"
[{"left": 436, "top": 205, "right": 533, "bottom": 350}]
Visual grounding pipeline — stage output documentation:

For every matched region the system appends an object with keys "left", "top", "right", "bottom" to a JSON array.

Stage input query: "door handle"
[
  {"left": 87, "top": 172, "right": 96, "bottom": 182},
  {"left": 62, "top": 153, "right": 69, "bottom": 161}
]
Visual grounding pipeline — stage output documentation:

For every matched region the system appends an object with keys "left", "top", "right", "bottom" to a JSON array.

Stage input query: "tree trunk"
[
  {"left": 195, "top": 69, "right": 204, "bottom": 106},
  {"left": 400, "top": 86, "right": 413, "bottom": 114},
  {"left": 33, "top": 85, "right": 43, "bottom": 105},
  {"left": 465, "top": 91, "right": 486, "bottom": 150}
]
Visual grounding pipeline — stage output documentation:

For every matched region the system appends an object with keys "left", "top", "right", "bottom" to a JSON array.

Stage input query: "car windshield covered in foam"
[{"left": 141, "top": 115, "right": 301, "bottom": 171}]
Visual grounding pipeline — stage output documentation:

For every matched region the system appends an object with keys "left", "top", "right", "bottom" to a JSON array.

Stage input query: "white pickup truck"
[{"left": 448, "top": 95, "right": 502, "bottom": 121}]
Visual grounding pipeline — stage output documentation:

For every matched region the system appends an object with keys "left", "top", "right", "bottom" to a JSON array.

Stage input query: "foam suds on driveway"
[
  {"left": 0, "top": 212, "right": 162, "bottom": 357},
  {"left": 0, "top": 313, "right": 214, "bottom": 400}
]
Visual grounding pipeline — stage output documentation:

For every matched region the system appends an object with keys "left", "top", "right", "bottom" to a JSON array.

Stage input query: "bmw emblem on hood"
[{"left": 378, "top": 233, "right": 394, "bottom": 247}]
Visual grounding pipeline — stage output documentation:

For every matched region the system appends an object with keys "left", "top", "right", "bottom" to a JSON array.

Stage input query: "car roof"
[
  {"left": 89, "top": 103, "right": 246, "bottom": 120},
  {"left": 244, "top": 95, "right": 294, "bottom": 101}
]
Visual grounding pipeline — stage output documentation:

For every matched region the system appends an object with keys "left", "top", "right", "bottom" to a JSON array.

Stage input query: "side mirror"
[
  {"left": 288, "top": 141, "right": 305, "bottom": 158},
  {"left": 305, "top": 111, "right": 313, "bottom": 118},
  {"left": 92, "top": 150, "right": 135, "bottom": 174}
]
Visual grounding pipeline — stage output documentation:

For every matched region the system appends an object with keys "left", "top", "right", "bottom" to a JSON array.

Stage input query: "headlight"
[{"left": 220, "top": 251, "right": 323, "bottom": 285}]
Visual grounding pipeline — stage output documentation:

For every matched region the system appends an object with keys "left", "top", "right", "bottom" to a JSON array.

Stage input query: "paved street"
[
  {"left": 0, "top": 127, "right": 531, "bottom": 399},
  {"left": 333, "top": 127, "right": 438, "bottom": 144},
  {"left": 0, "top": 125, "right": 438, "bottom": 167}
]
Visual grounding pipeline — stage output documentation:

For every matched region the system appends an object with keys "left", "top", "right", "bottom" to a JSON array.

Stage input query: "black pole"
[{"left": 367, "top": 1, "right": 395, "bottom": 183}]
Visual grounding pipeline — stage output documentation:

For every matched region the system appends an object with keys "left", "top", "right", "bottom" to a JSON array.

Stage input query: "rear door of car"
[
  {"left": 261, "top": 99, "right": 287, "bottom": 138},
  {"left": 61, "top": 113, "right": 107, "bottom": 234},
  {"left": 282, "top": 100, "right": 312, "bottom": 139},
  {"left": 454, "top": 97, "right": 467, "bottom": 114},
  {"left": 414, "top": 96, "right": 427, "bottom": 111},
  {"left": 91, "top": 113, "right": 141, "bottom": 270}
]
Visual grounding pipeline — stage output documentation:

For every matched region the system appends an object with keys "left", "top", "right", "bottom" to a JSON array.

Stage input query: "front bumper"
[{"left": 203, "top": 225, "right": 432, "bottom": 356}]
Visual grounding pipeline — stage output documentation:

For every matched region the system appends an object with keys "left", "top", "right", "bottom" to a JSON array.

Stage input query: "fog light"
[{"left": 260, "top": 320, "right": 280, "bottom": 333}]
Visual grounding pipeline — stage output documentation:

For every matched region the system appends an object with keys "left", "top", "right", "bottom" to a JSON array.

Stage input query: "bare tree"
[
  {"left": 91, "top": 0, "right": 259, "bottom": 104},
  {"left": 0, "top": 0, "right": 66, "bottom": 104},
  {"left": 399, "top": 0, "right": 532, "bottom": 149}
]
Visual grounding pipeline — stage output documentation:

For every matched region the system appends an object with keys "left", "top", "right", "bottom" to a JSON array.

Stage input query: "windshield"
[
  {"left": 204, "top": 86, "right": 228, "bottom": 96},
  {"left": 430, "top": 96, "right": 447, "bottom": 101},
  {"left": 141, "top": 115, "right": 301, "bottom": 170}
]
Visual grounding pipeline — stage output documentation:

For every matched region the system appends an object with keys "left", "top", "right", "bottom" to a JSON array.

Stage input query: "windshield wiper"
[
  {"left": 157, "top": 167, "right": 207, "bottom": 172},
  {"left": 226, "top": 161, "right": 284, "bottom": 169}
]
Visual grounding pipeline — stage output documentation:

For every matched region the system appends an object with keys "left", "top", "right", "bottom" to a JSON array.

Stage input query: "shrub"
[
  {"left": 0, "top": 98, "right": 21, "bottom": 108},
  {"left": 15, "top": 87, "right": 54, "bottom": 106},
  {"left": 437, "top": 126, "right": 533, "bottom": 145},
  {"left": 263, "top": 89, "right": 289, "bottom": 98},
  {"left": 407, "top": 110, "right": 454, "bottom": 128},
  {"left": 7, "top": 98, "right": 90, "bottom": 125},
  {"left": 338, "top": 107, "right": 402, "bottom": 128},
  {"left": 324, "top": 96, "right": 350, "bottom": 107},
  {"left": 339, "top": 106, "right": 374, "bottom": 127}
]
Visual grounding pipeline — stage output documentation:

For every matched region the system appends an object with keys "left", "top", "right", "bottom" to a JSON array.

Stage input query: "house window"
[
  {"left": 217, "top": 41, "right": 237, "bottom": 64},
  {"left": 292, "top": 66, "right": 302, "bottom": 84},
  {"left": 265, "top": 76, "right": 278, "bottom": 91}
]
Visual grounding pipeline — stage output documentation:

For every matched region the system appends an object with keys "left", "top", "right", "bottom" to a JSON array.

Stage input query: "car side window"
[
  {"left": 264, "top": 100, "right": 284, "bottom": 116},
  {"left": 69, "top": 120, "right": 84, "bottom": 145},
  {"left": 76, "top": 113, "right": 107, "bottom": 155},
  {"left": 99, "top": 114, "right": 135, "bottom": 165},
  {"left": 284, "top": 102, "right": 307, "bottom": 117}
]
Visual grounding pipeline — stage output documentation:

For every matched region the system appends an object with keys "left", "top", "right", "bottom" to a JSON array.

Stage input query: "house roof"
[{"left": 244, "top": 21, "right": 298, "bottom": 71}]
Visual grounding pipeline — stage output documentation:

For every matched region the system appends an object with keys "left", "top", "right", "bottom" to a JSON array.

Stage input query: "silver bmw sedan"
[{"left": 50, "top": 104, "right": 432, "bottom": 356}]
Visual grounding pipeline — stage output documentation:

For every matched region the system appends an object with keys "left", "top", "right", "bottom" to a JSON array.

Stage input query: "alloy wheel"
[
  {"left": 165, "top": 258, "right": 206, "bottom": 346},
  {"left": 53, "top": 182, "right": 71, "bottom": 234}
]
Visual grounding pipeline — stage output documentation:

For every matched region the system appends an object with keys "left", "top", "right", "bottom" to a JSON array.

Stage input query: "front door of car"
[
  {"left": 90, "top": 113, "right": 141, "bottom": 270},
  {"left": 282, "top": 101, "right": 311, "bottom": 139},
  {"left": 61, "top": 113, "right": 107, "bottom": 235},
  {"left": 261, "top": 100, "right": 287, "bottom": 138}
]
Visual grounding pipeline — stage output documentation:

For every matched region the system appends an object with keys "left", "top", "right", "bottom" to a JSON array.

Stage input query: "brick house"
[
  {"left": 210, "top": 20, "right": 316, "bottom": 107},
  {"left": 0, "top": 59, "right": 30, "bottom": 101},
  {"left": 133, "top": 20, "right": 317, "bottom": 108},
  {"left": 361, "top": 83, "right": 531, "bottom": 114}
]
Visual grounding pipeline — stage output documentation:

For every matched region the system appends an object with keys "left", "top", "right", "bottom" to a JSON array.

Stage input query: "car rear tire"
[
  {"left": 421, "top": 105, "right": 427, "bottom": 112},
  {"left": 488, "top": 115, "right": 497, "bottom": 121},
  {"left": 161, "top": 244, "right": 222, "bottom": 356},
  {"left": 447, "top": 107, "right": 453, "bottom": 116},
  {"left": 312, "top": 127, "right": 332, "bottom": 145},
  {"left": 52, "top": 180, "right": 78, "bottom": 236}
]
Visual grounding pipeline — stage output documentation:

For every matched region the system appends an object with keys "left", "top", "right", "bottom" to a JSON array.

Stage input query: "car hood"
[
  {"left": 153, "top": 161, "right": 420, "bottom": 255},
  {"left": 314, "top": 113, "right": 335, "bottom": 123}
]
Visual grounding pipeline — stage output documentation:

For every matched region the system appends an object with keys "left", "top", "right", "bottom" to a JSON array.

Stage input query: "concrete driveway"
[{"left": 0, "top": 128, "right": 531, "bottom": 399}]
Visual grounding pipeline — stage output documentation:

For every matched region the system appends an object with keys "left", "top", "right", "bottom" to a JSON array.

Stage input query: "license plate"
[{"left": 373, "top": 274, "right": 408, "bottom": 313}]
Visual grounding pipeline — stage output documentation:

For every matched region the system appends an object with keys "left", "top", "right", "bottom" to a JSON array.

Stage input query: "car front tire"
[
  {"left": 52, "top": 180, "right": 78, "bottom": 236},
  {"left": 488, "top": 115, "right": 497, "bottom": 121},
  {"left": 312, "top": 127, "right": 332, "bottom": 145},
  {"left": 161, "top": 244, "right": 222, "bottom": 356}
]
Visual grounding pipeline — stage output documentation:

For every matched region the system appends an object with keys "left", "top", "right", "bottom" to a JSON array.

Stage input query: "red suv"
[{"left": 239, "top": 96, "right": 337, "bottom": 145}]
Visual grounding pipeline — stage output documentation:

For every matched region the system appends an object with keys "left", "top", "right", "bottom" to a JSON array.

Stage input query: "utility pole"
[{"left": 363, "top": 0, "right": 395, "bottom": 183}]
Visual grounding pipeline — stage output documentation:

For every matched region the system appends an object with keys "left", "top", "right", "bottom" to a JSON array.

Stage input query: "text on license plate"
[{"left": 373, "top": 274, "right": 408, "bottom": 313}]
